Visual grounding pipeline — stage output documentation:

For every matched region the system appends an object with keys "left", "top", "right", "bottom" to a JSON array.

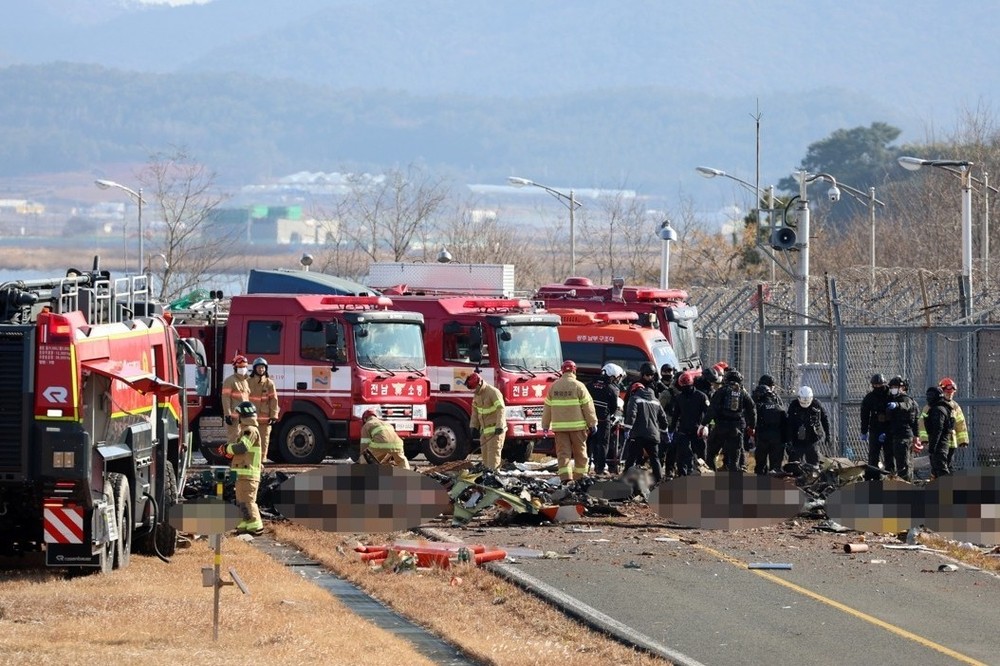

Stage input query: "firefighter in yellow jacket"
[
  {"left": 542, "top": 360, "right": 598, "bottom": 482},
  {"left": 226, "top": 401, "right": 264, "bottom": 535},
  {"left": 359, "top": 407, "right": 411, "bottom": 469},
  {"left": 466, "top": 371, "right": 507, "bottom": 470},
  {"left": 918, "top": 377, "right": 968, "bottom": 474},
  {"left": 221, "top": 354, "right": 251, "bottom": 443},
  {"left": 249, "top": 357, "right": 280, "bottom": 460}
]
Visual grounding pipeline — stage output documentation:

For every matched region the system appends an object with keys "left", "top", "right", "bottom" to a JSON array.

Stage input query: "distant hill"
[{"left": 0, "top": 0, "right": 993, "bottom": 206}]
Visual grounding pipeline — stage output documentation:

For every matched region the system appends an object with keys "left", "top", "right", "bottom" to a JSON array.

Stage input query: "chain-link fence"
[{"left": 694, "top": 269, "right": 1000, "bottom": 469}]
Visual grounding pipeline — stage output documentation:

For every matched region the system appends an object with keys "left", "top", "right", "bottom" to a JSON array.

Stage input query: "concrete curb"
[{"left": 418, "top": 527, "right": 706, "bottom": 666}]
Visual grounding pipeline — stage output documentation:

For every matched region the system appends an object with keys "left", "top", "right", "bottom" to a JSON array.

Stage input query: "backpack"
[
  {"left": 720, "top": 384, "right": 743, "bottom": 419},
  {"left": 754, "top": 387, "right": 783, "bottom": 427}
]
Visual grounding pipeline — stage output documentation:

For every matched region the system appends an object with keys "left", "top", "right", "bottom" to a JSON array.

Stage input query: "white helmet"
[
  {"left": 601, "top": 362, "right": 625, "bottom": 382},
  {"left": 797, "top": 386, "right": 813, "bottom": 407}
]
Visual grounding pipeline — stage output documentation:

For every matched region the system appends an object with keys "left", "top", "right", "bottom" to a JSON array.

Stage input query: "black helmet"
[
  {"left": 758, "top": 374, "right": 775, "bottom": 387},
  {"left": 660, "top": 363, "right": 676, "bottom": 375},
  {"left": 926, "top": 386, "right": 944, "bottom": 403},
  {"left": 253, "top": 356, "right": 268, "bottom": 369},
  {"left": 639, "top": 362, "right": 657, "bottom": 377},
  {"left": 702, "top": 367, "right": 720, "bottom": 384},
  {"left": 236, "top": 401, "right": 257, "bottom": 418},
  {"left": 888, "top": 375, "right": 904, "bottom": 388},
  {"left": 870, "top": 373, "right": 886, "bottom": 386},
  {"left": 724, "top": 369, "right": 743, "bottom": 385}
]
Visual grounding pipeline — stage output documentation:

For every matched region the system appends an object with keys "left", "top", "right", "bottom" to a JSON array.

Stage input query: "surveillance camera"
[{"left": 828, "top": 186, "right": 841, "bottom": 202}]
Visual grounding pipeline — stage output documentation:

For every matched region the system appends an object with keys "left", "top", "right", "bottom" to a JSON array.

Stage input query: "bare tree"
[
  {"left": 139, "top": 149, "right": 232, "bottom": 302},
  {"left": 338, "top": 164, "right": 450, "bottom": 262}
]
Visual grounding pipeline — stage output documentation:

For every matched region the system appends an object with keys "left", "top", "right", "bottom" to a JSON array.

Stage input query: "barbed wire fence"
[{"left": 693, "top": 266, "right": 1000, "bottom": 469}]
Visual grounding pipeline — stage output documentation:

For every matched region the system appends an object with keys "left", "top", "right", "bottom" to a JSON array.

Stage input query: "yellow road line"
[{"left": 693, "top": 542, "right": 988, "bottom": 666}]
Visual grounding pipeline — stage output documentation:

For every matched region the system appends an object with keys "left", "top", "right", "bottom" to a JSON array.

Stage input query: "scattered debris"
[
  {"left": 870, "top": 559, "right": 886, "bottom": 564},
  {"left": 624, "top": 561, "right": 642, "bottom": 569},
  {"left": 748, "top": 562, "right": 793, "bottom": 570},
  {"left": 814, "top": 520, "right": 852, "bottom": 533},
  {"left": 356, "top": 541, "right": 506, "bottom": 569},
  {"left": 654, "top": 537, "right": 680, "bottom": 543},
  {"left": 844, "top": 543, "right": 869, "bottom": 553},
  {"left": 938, "top": 564, "right": 959, "bottom": 572}
]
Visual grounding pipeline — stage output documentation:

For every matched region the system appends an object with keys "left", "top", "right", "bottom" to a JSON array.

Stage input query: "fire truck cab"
[
  {"left": 535, "top": 277, "right": 700, "bottom": 370},
  {"left": 377, "top": 295, "right": 563, "bottom": 464},
  {"left": 170, "top": 293, "right": 433, "bottom": 465},
  {"left": 550, "top": 308, "right": 680, "bottom": 385}
]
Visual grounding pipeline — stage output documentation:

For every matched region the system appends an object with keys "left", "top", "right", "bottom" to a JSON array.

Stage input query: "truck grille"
[
  {"left": 0, "top": 328, "right": 30, "bottom": 475},
  {"left": 523, "top": 405, "right": 544, "bottom": 419},
  {"left": 382, "top": 405, "right": 413, "bottom": 419}
]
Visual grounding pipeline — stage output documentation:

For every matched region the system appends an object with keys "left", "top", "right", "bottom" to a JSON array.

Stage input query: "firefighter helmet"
[
  {"left": 601, "top": 363, "right": 625, "bottom": 381},
  {"left": 939, "top": 377, "right": 957, "bottom": 392},
  {"left": 252, "top": 357, "right": 268, "bottom": 370},
  {"left": 797, "top": 386, "right": 813, "bottom": 407},
  {"left": 678, "top": 370, "right": 696, "bottom": 388},
  {"left": 236, "top": 401, "right": 257, "bottom": 418},
  {"left": 561, "top": 360, "right": 577, "bottom": 373},
  {"left": 629, "top": 382, "right": 645, "bottom": 394},
  {"left": 465, "top": 372, "right": 482, "bottom": 390},
  {"left": 362, "top": 407, "right": 381, "bottom": 421},
  {"left": 232, "top": 354, "right": 248, "bottom": 367}
]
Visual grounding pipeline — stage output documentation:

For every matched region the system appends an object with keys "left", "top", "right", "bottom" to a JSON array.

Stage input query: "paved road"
[
  {"left": 500, "top": 534, "right": 998, "bottom": 665},
  {"left": 430, "top": 517, "right": 1000, "bottom": 666}
]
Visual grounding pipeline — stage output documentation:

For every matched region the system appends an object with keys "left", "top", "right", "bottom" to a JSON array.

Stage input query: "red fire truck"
[
  {"left": 367, "top": 263, "right": 563, "bottom": 463},
  {"left": 168, "top": 293, "right": 434, "bottom": 465},
  {"left": 0, "top": 265, "right": 202, "bottom": 572},
  {"left": 535, "top": 277, "right": 701, "bottom": 370}
]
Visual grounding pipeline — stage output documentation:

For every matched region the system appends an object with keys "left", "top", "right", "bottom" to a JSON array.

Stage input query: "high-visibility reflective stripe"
[
  {"left": 475, "top": 399, "right": 503, "bottom": 414},
  {"left": 557, "top": 465, "right": 571, "bottom": 475},
  {"left": 551, "top": 420, "right": 587, "bottom": 430},
  {"left": 545, "top": 397, "right": 590, "bottom": 407},
  {"left": 369, "top": 442, "right": 403, "bottom": 451}
]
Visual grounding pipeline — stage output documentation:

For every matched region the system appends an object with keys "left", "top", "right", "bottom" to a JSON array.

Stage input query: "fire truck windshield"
[
  {"left": 497, "top": 324, "right": 562, "bottom": 372},
  {"left": 354, "top": 322, "right": 427, "bottom": 371},
  {"left": 663, "top": 308, "right": 699, "bottom": 366}
]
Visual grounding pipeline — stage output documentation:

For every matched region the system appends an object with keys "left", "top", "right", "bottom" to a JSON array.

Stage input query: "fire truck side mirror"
[
  {"left": 499, "top": 328, "right": 512, "bottom": 342},
  {"left": 324, "top": 322, "right": 339, "bottom": 345}
]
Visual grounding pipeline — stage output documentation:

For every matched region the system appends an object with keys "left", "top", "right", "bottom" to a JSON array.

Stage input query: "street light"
[
  {"left": 508, "top": 176, "right": 582, "bottom": 275},
  {"left": 898, "top": 156, "right": 974, "bottom": 317},
  {"left": 95, "top": 179, "right": 144, "bottom": 275},
  {"left": 658, "top": 219, "right": 677, "bottom": 289},
  {"left": 696, "top": 165, "right": 776, "bottom": 278}
]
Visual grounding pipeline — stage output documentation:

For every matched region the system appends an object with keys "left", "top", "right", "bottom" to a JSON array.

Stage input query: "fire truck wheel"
[
  {"left": 425, "top": 416, "right": 470, "bottom": 465},
  {"left": 278, "top": 415, "right": 327, "bottom": 465},
  {"left": 97, "top": 478, "right": 114, "bottom": 574},
  {"left": 142, "top": 463, "right": 178, "bottom": 558},
  {"left": 110, "top": 473, "right": 132, "bottom": 570}
]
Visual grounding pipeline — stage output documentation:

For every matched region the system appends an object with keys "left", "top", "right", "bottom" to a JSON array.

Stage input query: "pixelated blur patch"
[
  {"left": 651, "top": 474, "right": 804, "bottom": 529},
  {"left": 825, "top": 480, "right": 923, "bottom": 534},
  {"left": 273, "top": 465, "right": 452, "bottom": 533},
  {"left": 924, "top": 469, "right": 1000, "bottom": 544},
  {"left": 169, "top": 497, "right": 242, "bottom": 534}
]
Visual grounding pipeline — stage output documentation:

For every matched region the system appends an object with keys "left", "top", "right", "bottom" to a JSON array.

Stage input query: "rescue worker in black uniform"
[
  {"left": 669, "top": 370, "right": 710, "bottom": 476},
  {"left": 884, "top": 375, "right": 919, "bottom": 481},
  {"left": 655, "top": 363, "right": 679, "bottom": 476},
  {"left": 586, "top": 363, "right": 625, "bottom": 476},
  {"left": 751, "top": 374, "right": 786, "bottom": 475},
  {"left": 622, "top": 378, "right": 669, "bottom": 484},
  {"left": 704, "top": 369, "right": 756, "bottom": 473},
  {"left": 860, "top": 373, "right": 891, "bottom": 480},
  {"left": 785, "top": 386, "right": 830, "bottom": 466},
  {"left": 694, "top": 366, "right": 721, "bottom": 399},
  {"left": 923, "top": 385, "right": 955, "bottom": 479}
]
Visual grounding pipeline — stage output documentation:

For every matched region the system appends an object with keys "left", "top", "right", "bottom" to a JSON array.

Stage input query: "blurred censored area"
[
  {"left": 273, "top": 465, "right": 452, "bottom": 533},
  {"left": 652, "top": 470, "right": 999, "bottom": 543},
  {"left": 651, "top": 474, "right": 805, "bottom": 530},
  {"left": 169, "top": 496, "right": 243, "bottom": 535},
  {"left": 827, "top": 469, "right": 1000, "bottom": 543}
]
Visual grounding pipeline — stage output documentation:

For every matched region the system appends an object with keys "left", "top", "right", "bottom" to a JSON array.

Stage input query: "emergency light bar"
[
  {"left": 319, "top": 295, "right": 394, "bottom": 310},
  {"left": 463, "top": 299, "right": 532, "bottom": 312}
]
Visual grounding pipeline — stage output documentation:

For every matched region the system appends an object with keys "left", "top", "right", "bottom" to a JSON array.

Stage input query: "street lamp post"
[
  {"left": 696, "top": 166, "right": 775, "bottom": 278},
  {"left": 95, "top": 179, "right": 144, "bottom": 275},
  {"left": 658, "top": 219, "right": 678, "bottom": 289},
  {"left": 508, "top": 176, "right": 581, "bottom": 275},
  {"left": 898, "top": 157, "right": 974, "bottom": 317}
]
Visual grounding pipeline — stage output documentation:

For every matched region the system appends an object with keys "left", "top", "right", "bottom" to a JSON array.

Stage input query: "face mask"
[
  {"left": 236, "top": 367, "right": 249, "bottom": 376},
  {"left": 798, "top": 397, "right": 812, "bottom": 407},
  {"left": 889, "top": 388, "right": 899, "bottom": 395}
]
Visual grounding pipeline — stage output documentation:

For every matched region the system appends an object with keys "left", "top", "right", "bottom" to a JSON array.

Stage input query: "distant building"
[
  {"left": 207, "top": 205, "right": 339, "bottom": 244},
  {"left": 0, "top": 199, "right": 45, "bottom": 215}
]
